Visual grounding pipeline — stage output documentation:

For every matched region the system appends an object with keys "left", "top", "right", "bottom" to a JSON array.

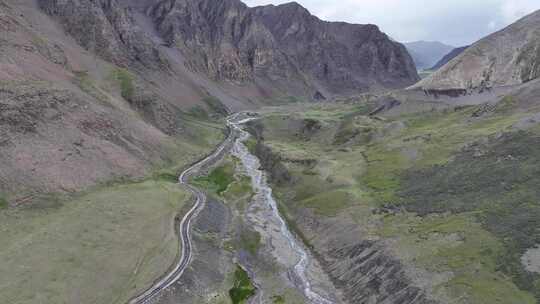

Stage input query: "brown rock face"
[
  {"left": 39, "top": 0, "right": 167, "bottom": 69},
  {"left": 413, "top": 9, "right": 540, "bottom": 91},
  {"left": 252, "top": 2, "right": 420, "bottom": 94},
  {"left": 41, "top": 0, "right": 419, "bottom": 98},
  {"left": 148, "top": 0, "right": 291, "bottom": 82},
  {"left": 148, "top": 0, "right": 419, "bottom": 94}
]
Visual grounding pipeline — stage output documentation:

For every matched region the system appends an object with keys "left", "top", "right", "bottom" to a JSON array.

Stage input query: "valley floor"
[{"left": 4, "top": 93, "right": 540, "bottom": 304}]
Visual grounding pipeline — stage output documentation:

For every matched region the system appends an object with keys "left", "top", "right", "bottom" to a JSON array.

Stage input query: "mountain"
[
  {"left": 404, "top": 40, "right": 455, "bottom": 70},
  {"left": 250, "top": 3, "right": 419, "bottom": 93},
  {"left": 0, "top": 0, "right": 419, "bottom": 198},
  {"left": 414, "top": 10, "right": 540, "bottom": 91},
  {"left": 429, "top": 45, "right": 469, "bottom": 71},
  {"left": 145, "top": 0, "right": 419, "bottom": 97}
]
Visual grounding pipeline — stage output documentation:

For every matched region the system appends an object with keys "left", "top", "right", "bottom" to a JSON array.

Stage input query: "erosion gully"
[{"left": 230, "top": 115, "right": 334, "bottom": 304}]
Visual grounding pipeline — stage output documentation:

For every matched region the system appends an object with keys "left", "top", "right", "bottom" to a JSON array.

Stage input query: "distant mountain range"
[{"left": 404, "top": 40, "right": 455, "bottom": 71}]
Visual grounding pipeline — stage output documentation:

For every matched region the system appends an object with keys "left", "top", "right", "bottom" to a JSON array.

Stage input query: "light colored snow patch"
[{"left": 521, "top": 245, "right": 540, "bottom": 273}]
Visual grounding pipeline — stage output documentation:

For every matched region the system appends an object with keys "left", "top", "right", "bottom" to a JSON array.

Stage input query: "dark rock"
[
  {"left": 146, "top": 0, "right": 419, "bottom": 93},
  {"left": 253, "top": 142, "right": 292, "bottom": 186},
  {"left": 313, "top": 91, "right": 326, "bottom": 101},
  {"left": 39, "top": 0, "right": 168, "bottom": 69},
  {"left": 369, "top": 96, "right": 402, "bottom": 116}
]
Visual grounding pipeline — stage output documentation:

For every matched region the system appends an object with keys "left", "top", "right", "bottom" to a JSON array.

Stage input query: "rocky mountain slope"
[
  {"left": 429, "top": 46, "right": 469, "bottom": 71},
  {"left": 145, "top": 0, "right": 419, "bottom": 98},
  {"left": 251, "top": 2, "right": 419, "bottom": 94},
  {"left": 0, "top": 0, "right": 420, "bottom": 200},
  {"left": 413, "top": 9, "right": 540, "bottom": 91},
  {"left": 404, "top": 41, "right": 454, "bottom": 71}
]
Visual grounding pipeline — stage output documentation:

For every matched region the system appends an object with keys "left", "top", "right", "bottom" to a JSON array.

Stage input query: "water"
[{"left": 229, "top": 118, "right": 333, "bottom": 304}]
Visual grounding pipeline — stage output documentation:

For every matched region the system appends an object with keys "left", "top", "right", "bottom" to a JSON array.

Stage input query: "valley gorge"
[{"left": 2, "top": 1, "right": 540, "bottom": 304}]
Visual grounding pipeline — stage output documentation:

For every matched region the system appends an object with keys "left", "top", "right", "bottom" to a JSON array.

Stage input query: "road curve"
[{"left": 128, "top": 114, "right": 248, "bottom": 304}]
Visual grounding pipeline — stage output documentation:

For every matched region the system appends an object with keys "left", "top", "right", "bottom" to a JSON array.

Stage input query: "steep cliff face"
[
  {"left": 148, "top": 0, "right": 293, "bottom": 83},
  {"left": 146, "top": 0, "right": 419, "bottom": 96},
  {"left": 413, "top": 10, "right": 540, "bottom": 91},
  {"left": 38, "top": 0, "right": 167, "bottom": 69},
  {"left": 252, "top": 2, "right": 420, "bottom": 94}
]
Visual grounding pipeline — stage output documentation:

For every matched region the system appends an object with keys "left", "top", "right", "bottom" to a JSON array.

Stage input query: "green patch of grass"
[
  {"left": 188, "top": 105, "right": 209, "bottom": 119},
  {"left": 224, "top": 176, "right": 253, "bottom": 211},
  {"left": 194, "top": 162, "right": 235, "bottom": 195},
  {"left": 73, "top": 71, "right": 111, "bottom": 105},
  {"left": 360, "top": 147, "right": 407, "bottom": 204},
  {"left": 229, "top": 265, "right": 256, "bottom": 304},
  {"left": 333, "top": 118, "right": 360, "bottom": 145},
  {"left": 113, "top": 68, "right": 135, "bottom": 101},
  {"left": 449, "top": 272, "right": 536, "bottom": 304},
  {"left": 358, "top": 106, "right": 524, "bottom": 206},
  {"left": 202, "top": 96, "right": 229, "bottom": 117},
  {"left": 272, "top": 295, "right": 285, "bottom": 304},
  {"left": 245, "top": 138, "right": 258, "bottom": 154},
  {"left": 152, "top": 170, "right": 178, "bottom": 183},
  {"left": 495, "top": 95, "right": 517, "bottom": 114},
  {"left": 300, "top": 190, "right": 353, "bottom": 216},
  {"left": 238, "top": 229, "right": 261, "bottom": 255},
  {"left": 225, "top": 176, "right": 252, "bottom": 198},
  {"left": 0, "top": 194, "right": 7, "bottom": 209}
]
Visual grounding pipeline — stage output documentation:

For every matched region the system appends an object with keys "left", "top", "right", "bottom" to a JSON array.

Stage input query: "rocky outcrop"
[
  {"left": 146, "top": 0, "right": 419, "bottom": 95},
  {"left": 413, "top": 10, "right": 540, "bottom": 91},
  {"left": 310, "top": 219, "right": 438, "bottom": 304},
  {"left": 244, "top": 121, "right": 292, "bottom": 185},
  {"left": 148, "top": 0, "right": 291, "bottom": 83},
  {"left": 39, "top": 0, "right": 167, "bottom": 69}
]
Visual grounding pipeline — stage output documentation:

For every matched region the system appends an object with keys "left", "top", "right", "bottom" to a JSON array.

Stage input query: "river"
[{"left": 229, "top": 117, "right": 334, "bottom": 304}]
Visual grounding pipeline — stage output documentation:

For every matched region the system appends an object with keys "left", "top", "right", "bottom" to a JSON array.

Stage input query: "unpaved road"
[
  {"left": 128, "top": 112, "right": 333, "bottom": 304},
  {"left": 128, "top": 114, "right": 249, "bottom": 304}
]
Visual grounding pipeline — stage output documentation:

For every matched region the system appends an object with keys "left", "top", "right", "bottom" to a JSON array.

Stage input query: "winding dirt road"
[{"left": 127, "top": 114, "right": 248, "bottom": 304}]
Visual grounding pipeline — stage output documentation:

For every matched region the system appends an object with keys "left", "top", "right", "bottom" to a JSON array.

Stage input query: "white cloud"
[
  {"left": 500, "top": 0, "right": 540, "bottom": 23},
  {"left": 241, "top": 0, "right": 540, "bottom": 46}
]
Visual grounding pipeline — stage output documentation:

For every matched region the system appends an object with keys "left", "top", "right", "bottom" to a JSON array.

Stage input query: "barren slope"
[{"left": 413, "top": 10, "right": 540, "bottom": 91}]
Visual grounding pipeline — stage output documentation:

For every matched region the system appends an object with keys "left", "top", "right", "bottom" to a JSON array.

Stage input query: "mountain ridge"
[
  {"left": 429, "top": 46, "right": 469, "bottom": 71},
  {"left": 413, "top": 9, "right": 540, "bottom": 91}
]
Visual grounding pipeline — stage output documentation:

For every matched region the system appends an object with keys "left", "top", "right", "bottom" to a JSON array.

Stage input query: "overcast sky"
[{"left": 242, "top": 0, "right": 540, "bottom": 46}]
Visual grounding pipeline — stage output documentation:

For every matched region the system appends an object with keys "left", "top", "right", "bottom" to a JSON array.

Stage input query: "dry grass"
[{"left": 0, "top": 180, "right": 189, "bottom": 304}]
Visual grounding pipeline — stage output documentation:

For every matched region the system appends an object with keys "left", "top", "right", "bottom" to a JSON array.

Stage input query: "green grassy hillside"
[{"left": 253, "top": 99, "right": 540, "bottom": 303}]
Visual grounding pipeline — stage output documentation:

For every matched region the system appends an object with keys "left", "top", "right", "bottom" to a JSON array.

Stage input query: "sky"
[{"left": 242, "top": 0, "right": 540, "bottom": 46}]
